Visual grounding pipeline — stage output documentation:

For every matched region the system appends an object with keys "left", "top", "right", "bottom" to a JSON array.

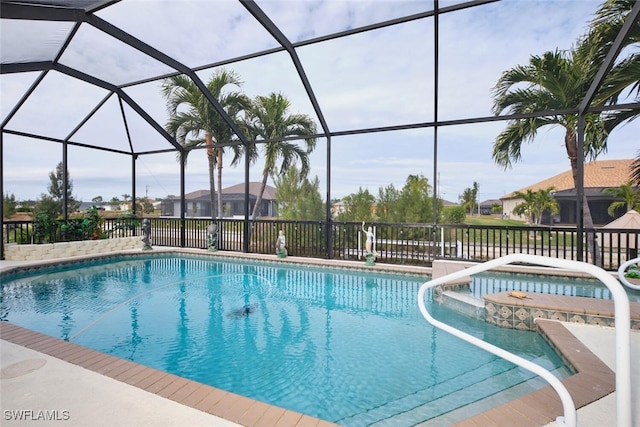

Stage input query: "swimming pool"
[{"left": 1, "top": 255, "right": 570, "bottom": 425}]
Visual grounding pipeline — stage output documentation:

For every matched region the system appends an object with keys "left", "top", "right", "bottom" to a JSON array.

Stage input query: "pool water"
[
  {"left": 1, "top": 255, "right": 570, "bottom": 425},
  {"left": 470, "top": 271, "right": 640, "bottom": 302}
]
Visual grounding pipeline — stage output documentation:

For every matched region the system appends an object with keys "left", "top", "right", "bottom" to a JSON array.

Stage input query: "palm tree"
[
  {"left": 513, "top": 188, "right": 559, "bottom": 227},
  {"left": 493, "top": 0, "right": 639, "bottom": 263},
  {"left": 584, "top": 0, "right": 640, "bottom": 188},
  {"left": 162, "top": 70, "right": 250, "bottom": 219},
  {"left": 240, "top": 93, "right": 317, "bottom": 221},
  {"left": 459, "top": 182, "right": 479, "bottom": 215},
  {"left": 603, "top": 181, "right": 640, "bottom": 216},
  {"left": 532, "top": 188, "right": 560, "bottom": 225},
  {"left": 512, "top": 189, "right": 537, "bottom": 224},
  {"left": 492, "top": 49, "right": 607, "bottom": 263},
  {"left": 494, "top": 51, "right": 623, "bottom": 261},
  {"left": 632, "top": 151, "right": 640, "bottom": 186},
  {"left": 581, "top": 0, "right": 640, "bottom": 117}
]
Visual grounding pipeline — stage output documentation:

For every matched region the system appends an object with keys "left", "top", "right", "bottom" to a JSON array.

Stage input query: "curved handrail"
[
  {"left": 618, "top": 256, "right": 640, "bottom": 290},
  {"left": 417, "top": 253, "right": 631, "bottom": 427}
]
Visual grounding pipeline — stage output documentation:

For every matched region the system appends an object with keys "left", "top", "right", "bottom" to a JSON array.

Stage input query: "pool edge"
[{"left": 0, "top": 322, "right": 338, "bottom": 427}]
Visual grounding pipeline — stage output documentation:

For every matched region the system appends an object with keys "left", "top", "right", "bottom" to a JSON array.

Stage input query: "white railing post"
[
  {"left": 417, "top": 253, "right": 632, "bottom": 427},
  {"left": 618, "top": 256, "right": 640, "bottom": 290}
]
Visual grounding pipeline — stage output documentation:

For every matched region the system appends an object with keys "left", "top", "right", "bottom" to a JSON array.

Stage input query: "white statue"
[
  {"left": 206, "top": 223, "right": 218, "bottom": 251},
  {"left": 141, "top": 218, "right": 152, "bottom": 250},
  {"left": 275, "top": 229, "right": 287, "bottom": 257},
  {"left": 362, "top": 221, "right": 374, "bottom": 254}
]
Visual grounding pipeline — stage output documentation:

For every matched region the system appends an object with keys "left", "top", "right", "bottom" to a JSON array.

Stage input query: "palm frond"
[
  {"left": 583, "top": 113, "right": 610, "bottom": 160},
  {"left": 631, "top": 151, "right": 640, "bottom": 186}
]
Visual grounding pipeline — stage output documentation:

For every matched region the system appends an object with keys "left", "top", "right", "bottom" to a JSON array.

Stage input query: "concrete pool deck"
[
  {"left": 544, "top": 323, "right": 640, "bottom": 427},
  {"left": 1, "top": 252, "right": 639, "bottom": 426},
  {"left": 1, "top": 337, "right": 241, "bottom": 427}
]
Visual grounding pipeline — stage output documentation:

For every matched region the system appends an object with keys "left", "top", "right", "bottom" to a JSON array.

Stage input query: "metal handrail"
[
  {"left": 618, "top": 256, "right": 640, "bottom": 290},
  {"left": 417, "top": 253, "right": 631, "bottom": 427}
]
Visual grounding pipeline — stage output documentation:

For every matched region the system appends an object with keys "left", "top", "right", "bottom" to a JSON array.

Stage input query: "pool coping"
[
  {"left": 0, "top": 249, "right": 626, "bottom": 425},
  {"left": 2, "top": 246, "right": 609, "bottom": 278},
  {"left": 0, "top": 247, "right": 432, "bottom": 275}
]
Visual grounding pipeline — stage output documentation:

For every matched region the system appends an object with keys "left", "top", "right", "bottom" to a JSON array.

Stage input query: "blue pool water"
[
  {"left": 470, "top": 271, "right": 640, "bottom": 302},
  {"left": 1, "top": 255, "right": 570, "bottom": 425}
]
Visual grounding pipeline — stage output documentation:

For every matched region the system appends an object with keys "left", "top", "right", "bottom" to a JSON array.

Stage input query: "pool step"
[
  {"left": 440, "top": 289, "right": 485, "bottom": 320},
  {"left": 418, "top": 366, "right": 569, "bottom": 426},
  {"left": 339, "top": 356, "right": 563, "bottom": 426},
  {"left": 338, "top": 357, "right": 514, "bottom": 426}
]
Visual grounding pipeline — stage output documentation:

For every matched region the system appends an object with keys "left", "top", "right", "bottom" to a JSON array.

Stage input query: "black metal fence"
[
  {"left": 3, "top": 217, "right": 639, "bottom": 271},
  {"left": 440, "top": 223, "right": 639, "bottom": 271}
]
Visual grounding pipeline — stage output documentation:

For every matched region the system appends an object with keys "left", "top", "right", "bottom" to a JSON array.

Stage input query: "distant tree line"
[{"left": 333, "top": 174, "right": 459, "bottom": 224}]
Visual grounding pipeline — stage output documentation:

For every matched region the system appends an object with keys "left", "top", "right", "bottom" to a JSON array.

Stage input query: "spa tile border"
[
  {"left": 0, "top": 322, "right": 337, "bottom": 427},
  {"left": 484, "top": 291, "right": 640, "bottom": 331}
]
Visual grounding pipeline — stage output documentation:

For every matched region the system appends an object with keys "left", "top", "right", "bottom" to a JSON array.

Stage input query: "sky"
[{"left": 1, "top": 0, "right": 638, "bottom": 206}]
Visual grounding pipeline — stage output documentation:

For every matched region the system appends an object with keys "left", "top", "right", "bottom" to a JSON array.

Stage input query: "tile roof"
[
  {"left": 479, "top": 199, "right": 502, "bottom": 206},
  {"left": 183, "top": 189, "right": 210, "bottom": 200},
  {"left": 183, "top": 183, "right": 276, "bottom": 200},
  {"left": 222, "top": 182, "right": 277, "bottom": 199},
  {"left": 502, "top": 159, "right": 634, "bottom": 199}
]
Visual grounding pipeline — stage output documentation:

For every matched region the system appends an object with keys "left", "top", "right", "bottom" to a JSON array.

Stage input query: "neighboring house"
[
  {"left": 161, "top": 182, "right": 277, "bottom": 218},
  {"left": 501, "top": 159, "right": 636, "bottom": 225},
  {"left": 479, "top": 199, "right": 502, "bottom": 215}
]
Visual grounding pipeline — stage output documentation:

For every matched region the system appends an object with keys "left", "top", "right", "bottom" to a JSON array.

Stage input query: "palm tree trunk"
[
  {"left": 250, "top": 171, "right": 269, "bottom": 221},
  {"left": 246, "top": 171, "right": 269, "bottom": 246},
  {"left": 565, "top": 129, "right": 601, "bottom": 265},
  {"left": 217, "top": 149, "right": 223, "bottom": 219},
  {"left": 206, "top": 133, "right": 216, "bottom": 220},
  {"left": 582, "top": 192, "right": 601, "bottom": 266}
]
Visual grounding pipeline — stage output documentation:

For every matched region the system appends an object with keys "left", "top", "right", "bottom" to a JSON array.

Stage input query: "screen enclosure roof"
[{"left": 1, "top": 0, "right": 639, "bottom": 194}]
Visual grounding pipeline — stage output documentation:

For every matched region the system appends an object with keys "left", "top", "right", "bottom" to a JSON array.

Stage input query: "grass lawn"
[
  {"left": 453, "top": 215, "right": 583, "bottom": 249},
  {"left": 463, "top": 215, "right": 528, "bottom": 227}
]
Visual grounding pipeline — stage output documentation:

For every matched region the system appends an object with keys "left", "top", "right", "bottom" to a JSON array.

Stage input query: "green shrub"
[
  {"left": 32, "top": 212, "right": 57, "bottom": 244},
  {"left": 60, "top": 206, "right": 106, "bottom": 241},
  {"left": 442, "top": 206, "right": 466, "bottom": 224}
]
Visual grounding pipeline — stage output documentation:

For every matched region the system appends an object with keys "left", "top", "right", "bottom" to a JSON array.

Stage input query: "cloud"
[{"left": 0, "top": 19, "right": 72, "bottom": 63}]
